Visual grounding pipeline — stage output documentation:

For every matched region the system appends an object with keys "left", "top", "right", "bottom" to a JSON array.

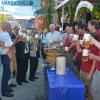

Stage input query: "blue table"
[{"left": 45, "top": 68, "right": 84, "bottom": 100}]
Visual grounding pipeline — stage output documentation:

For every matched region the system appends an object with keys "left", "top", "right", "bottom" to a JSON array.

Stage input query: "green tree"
[{"left": 35, "top": 0, "right": 55, "bottom": 27}]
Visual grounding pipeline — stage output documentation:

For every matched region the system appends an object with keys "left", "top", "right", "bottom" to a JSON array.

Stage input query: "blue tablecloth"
[{"left": 45, "top": 67, "right": 84, "bottom": 100}]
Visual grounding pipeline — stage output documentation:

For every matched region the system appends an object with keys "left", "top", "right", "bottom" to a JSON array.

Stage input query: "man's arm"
[
  {"left": 89, "top": 53, "right": 100, "bottom": 61},
  {"left": 91, "top": 36, "right": 100, "bottom": 49},
  {"left": 87, "top": 59, "right": 96, "bottom": 80}
]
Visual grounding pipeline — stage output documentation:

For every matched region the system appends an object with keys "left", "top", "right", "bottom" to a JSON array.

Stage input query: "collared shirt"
[
  {"left": 29, "top": 36, "right": 38, "bottom": 57},
  {"left": 0, "top": 31, "right": 13, "bottom": 55},
  {"left": 46, "top": 31, "right": 62, "bottom": 48}
]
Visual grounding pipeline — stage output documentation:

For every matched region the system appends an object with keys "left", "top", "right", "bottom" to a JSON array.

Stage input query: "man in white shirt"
[
  {"left": 46, "top": 24, "right": 62, "bottom": 48},
  {"left": 0, "top": 22, "right": 15, "bottom": 97}
]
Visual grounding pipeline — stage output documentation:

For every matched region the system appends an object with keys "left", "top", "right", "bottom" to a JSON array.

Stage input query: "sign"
[
  {"left": 0, "top": 0, "right": 41, "bottom": 18},
  {"left": 2, "top": 0, "right": 33, "bottom": 6},
  {"left": 1, "top": 0, "right": 41, "bottom": 7},
  {"left": 75, "top": 1, "right": 93, "bottom": 18}
]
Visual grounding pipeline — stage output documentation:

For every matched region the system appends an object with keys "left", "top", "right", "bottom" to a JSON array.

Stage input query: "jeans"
[{"left": 1, "top": 55, "right": 10, "bottom": 95}]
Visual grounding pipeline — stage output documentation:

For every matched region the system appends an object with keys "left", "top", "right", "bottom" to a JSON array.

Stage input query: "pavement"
[{"left": 1, "top": 58, "right": 46, "bottom": 100}]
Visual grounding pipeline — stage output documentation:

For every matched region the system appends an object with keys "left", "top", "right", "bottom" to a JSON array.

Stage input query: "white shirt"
[
  {"left": 0, "top": 31, "right": 13, "bottom": 55},
  {"left": 46, "top": 31, "right": 62, "bottom": 48},
  {"left": 24, "top": 43, "right": 29, "bottom": 54}
]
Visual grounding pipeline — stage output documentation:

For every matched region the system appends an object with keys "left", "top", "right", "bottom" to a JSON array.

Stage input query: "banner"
[
  {"left": 75, "top": 1, "right": 93, "bottom": 18},
  {"left": 0, "top": 0, "right": 41, "bottom": 18}
]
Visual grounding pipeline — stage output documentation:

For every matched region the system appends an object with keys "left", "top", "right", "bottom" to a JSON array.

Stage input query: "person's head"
[
  {"left": 65, "top": 25, "right": 73, "bottom": 34},
  {"left": 77, "top": 24, "right": 86, "bottom": 35},
  {"left": 88, "top": 20, "right": 99, "bottom": 33},
  {"left": 49, "top": 24, "right": 56, "bottom": 32},
  {"left": 74, "top": 23, "right": 80, "bottom": 34},
  {"left": 14, "top": 26, "right": 20, "bottom": 34},
  {"left": 33, "top": 28, "right": 38, "bottom": 33},
  {"left": 27, "top": 29, "right": 33, "bottom": 35},
  {"left": 43, "top": 28, "right": 48, "bottom": 34},
  {"left": 2, "top": 22, "right": 12, "bottom": 33}
]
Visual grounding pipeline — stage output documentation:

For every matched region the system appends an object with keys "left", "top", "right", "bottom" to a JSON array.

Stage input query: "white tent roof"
[{"left": 55, "top": 0, "right": 69, "bottom": 10}]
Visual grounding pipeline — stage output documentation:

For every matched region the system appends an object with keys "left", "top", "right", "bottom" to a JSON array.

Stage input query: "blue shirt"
[
  {"left": 40, "top": 34, "right": 46, "bottom": 43},
  {"left": 0, "top": 31, "right": 13, "bottom": 55},
  {"left": 46, "top": 31, "right": 62, "bottom": 48}
]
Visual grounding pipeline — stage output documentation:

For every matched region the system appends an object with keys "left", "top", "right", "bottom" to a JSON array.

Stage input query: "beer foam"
[
  {"left": 73, "top": 34, "right": 79, "bottom": 40},
  {"left": 82, "top": 49, "right": 89, "bottom": 56},
  {"left": 65, "top": 47, "right": 69, "bottom": 51},
  {"left": 83, "top": 34, "right": 90, "bottom": 41}
]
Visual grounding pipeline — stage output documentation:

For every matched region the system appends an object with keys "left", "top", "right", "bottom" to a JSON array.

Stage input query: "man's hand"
[
  {"left": 90, "top": 36, "right": 95, "bottom": 45},
  {"left": 0, "top": 41, "right": 8, "bottom": 48},
  {"left": 87, "top": 73, "right": 92, "bottom": 81}
]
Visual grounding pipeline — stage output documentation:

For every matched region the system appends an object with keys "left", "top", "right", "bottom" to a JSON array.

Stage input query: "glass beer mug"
[
  {"left": 79, "top": 40, "right": 83, "bottom": 46},
  {"left": 35, "top": 34, "right": 39, "bottom": 39},
  {"left": 60, "top": 42, "right": 64, "bottom": 47},
  {"left": 83, "top": 34, "right": 90, "bottom": 48},
  {"left": 82, "top": 49, "right": 89, "bottom": 61},
  {"left": 69, "top": 34, "right": 74, "bottom": 42},
  {"left": 72, "top": 34, "right": 79, "bottom": 43},
  {"left": 65, "top": 47, "right": 69, "bottom": 52}
]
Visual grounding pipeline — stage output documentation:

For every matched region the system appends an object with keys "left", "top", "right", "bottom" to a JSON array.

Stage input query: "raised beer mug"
[
  {"left": 69, "top": 34, "right": 74, "bottom": 41},
  {"left": 72, "top": 34, "right": 79, "bottom": 43},
  {"left": 83, "top": 34, "right": 90, "bottom": 48},
  {"left": 60, "top": 42, "right": 63, "bottom": 46},
  {"left": 82, "top": 49, "right": 89, "bottom": 61},
  {"left": 65, "top": 47, "right": 69, "bottom": 52},
  {"left": 35, "top": 34, "right": 39, "bottom": 39},
  {"left": 79, "top": 40, "right": 83, "bottom": 46}
]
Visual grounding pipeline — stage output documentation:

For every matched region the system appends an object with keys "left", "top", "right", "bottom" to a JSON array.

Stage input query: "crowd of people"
[
  {"left": 0, "top": 23, "right": 43, "bottom": 99},
  {"left": 0, "top": 20, "right": 100, "bottom": 100}
]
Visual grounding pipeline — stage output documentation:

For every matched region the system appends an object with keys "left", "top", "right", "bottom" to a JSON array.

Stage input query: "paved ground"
[{"left": 1, "top": 58, "right": 46, "bottom": 100}]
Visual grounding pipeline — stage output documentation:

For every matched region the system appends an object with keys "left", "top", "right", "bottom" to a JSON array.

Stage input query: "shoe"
[
  {"left": 8, "top": 86, "right": 13, "bottom": 93},
  {"left": 34, "top": 77, "right": 38, "bottom": 79},
  {"left": 23, "top": 80, "right": 29, "bottom": 83},
  {"left": 17, "top": 82, "right": 23, "bottom": 85},
  {"left": 29, "top": 78, "right": 35, "bottom": 81},
  {"left": 2, "top": 93, "right": 14, "bottom": 97},
  {"left": 12, "top": 71, "right": 16, "bottom": 78},
  {"left": 9, "top": 83, "right": 16, "bottom": 87}
]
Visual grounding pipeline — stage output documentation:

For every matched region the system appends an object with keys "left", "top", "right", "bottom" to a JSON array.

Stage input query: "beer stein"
[
  {"left": 72, "top": 34, "right": 79, "bottom": 43},
  {"left": 79, "top": 40, "right": 83, "bottom": 46},
  {"left": 69, "top": 34, "right": 74, "bottom": 41},
  {"left": 35, "top": 34, "right": 39, "bottom": 39},
  {"left": 82, "top": 49, "right": 89, "bottom": 61},
  {"left": 60, "top": 42, "right": 64, "bottom": 46},
  {"left": 83, "top": 34, "right": 90, "bottom": 48},
  {"left": 65, "top": 47, "right": 69, "bottom": 52},
  {"left": 22, "top": 33, "right": 27, "bottom": 38}
]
